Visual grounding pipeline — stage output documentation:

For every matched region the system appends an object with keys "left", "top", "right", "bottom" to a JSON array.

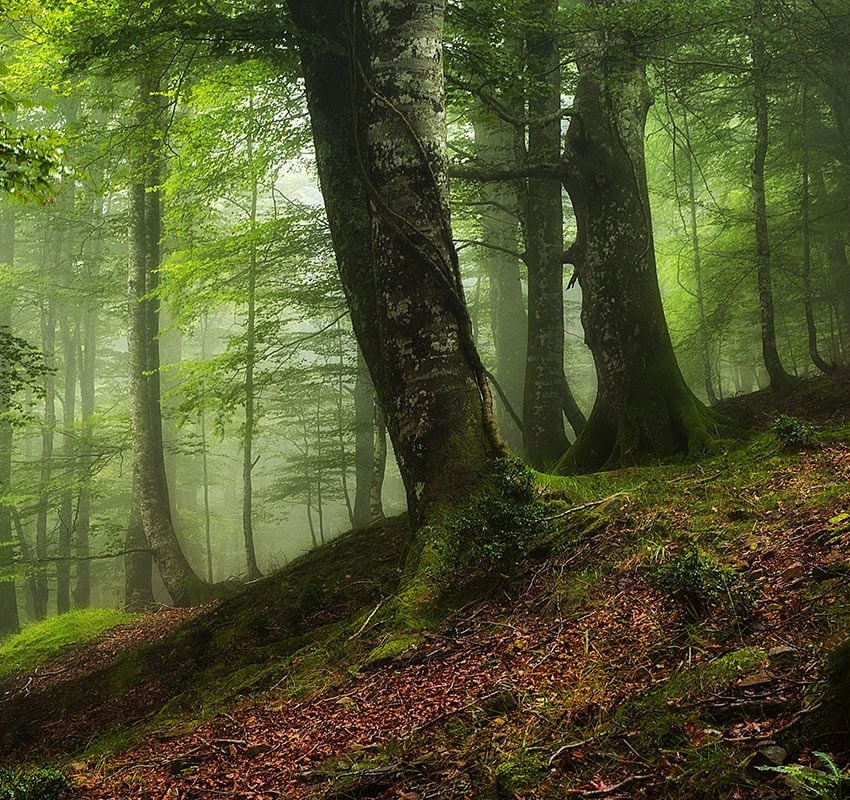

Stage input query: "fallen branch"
[
  {"left": 545, "top": 493, "right": 629, "bottom": 521},
  {"left": 567, "top": 774, "right": 652, "bottom": 797}
]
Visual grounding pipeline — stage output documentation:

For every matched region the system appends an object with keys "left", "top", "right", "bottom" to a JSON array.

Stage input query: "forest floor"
[{"left": 3, "top": 376, "right": 850, "bottom": 799}]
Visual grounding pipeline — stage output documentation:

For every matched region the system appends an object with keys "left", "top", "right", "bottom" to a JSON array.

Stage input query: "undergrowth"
[{"left": 0, "top": 766, "right": 70, "bottom": 800}]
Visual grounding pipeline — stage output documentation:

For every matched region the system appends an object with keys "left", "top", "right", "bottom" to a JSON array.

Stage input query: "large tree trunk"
[
  {"left": 471, "top": 113, "right": 527, "bottom": 455},
  {"left": 127, "top": 77, "right": 207, "bottom": 606},
  {"left": 561, "top": 35, "right": 721, "bottom": 472},
  {"left": 521, "top": 0, "right": 577, "bottom": 467},
  {"left": 124, "top": 470, "right": 153, "bottom": 611},
  {"left": 0, "top": 207, "right": 19, "bottom": 636},
  {"left": 290, "top": 0, "right": 508, "bottom": 631},
  {"left": 751, "top": 1, "right": 793, "bottom": 390}
]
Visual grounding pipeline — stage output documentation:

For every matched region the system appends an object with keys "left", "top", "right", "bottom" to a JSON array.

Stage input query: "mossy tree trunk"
[
  {"left": 561, "top": 35, "right": 722, "bottom": 472},
  {"left": 521, "top": 0, "right": 576, "bottom": 467},
  {"left": 290, "top": 0, "right": 506, "bottom": 628},
  {"left": 126, "top": 75, "right": 207, "bottom": 608},
  {"left": 56, "top": 313, "right": 78, "bottom": 614}
]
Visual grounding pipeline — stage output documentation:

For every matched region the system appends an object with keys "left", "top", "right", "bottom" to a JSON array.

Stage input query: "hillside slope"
[{"left": 4, "top": 377, "right": 850, "bottom": 799}]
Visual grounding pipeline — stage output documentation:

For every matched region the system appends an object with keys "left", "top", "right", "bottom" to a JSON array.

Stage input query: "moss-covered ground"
[
  {"left": 0, "top": 609, "right": 136, "bottom": 680},
  {"left": 4, "top": 376, "right": 850, "bottom": 799}
]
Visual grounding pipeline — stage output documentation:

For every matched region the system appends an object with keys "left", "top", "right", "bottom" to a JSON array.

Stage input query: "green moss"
[
  {"left": 615, "top": 648, "right": 766, "bottom": 748},
  {"left": 493, "top": 752, "right": 548, "bottom": 798},
  {"left": 0, "top": 766, "right": 70, "bottom": 800},
  {"left": 0, "top": 609, "right": 136, "bottom": 679}
]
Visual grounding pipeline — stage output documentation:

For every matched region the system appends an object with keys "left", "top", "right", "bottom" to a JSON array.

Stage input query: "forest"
[{"left": 1, "top": 0, "right": 850, "bottom": 797}]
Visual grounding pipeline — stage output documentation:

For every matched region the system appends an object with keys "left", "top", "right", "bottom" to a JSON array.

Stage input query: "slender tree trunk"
[
  {"left": 242, "top": 105, "right": 261, "bottom": 580},
  {"left": 74, "top": 208, "right": 99, "bottom": 609},
  {"left": 127, "top": 78, "right": 207, "bottom": 606},
  {"left": 315, "top": 397, "right": 325, "bottom": 545},
  {"left": 0, "top": 207, "right": 19, "bottom": 635},
  {"left": 561, "top": 28, "right": 721, "bottom": 472},
  {"left": 751, "top": 2, "right": 793, "bottom": 390},
  {"left": 472, "top": 113, "right": 527, "bottom": 454},
  {"left": 522, "top": 0, "right": 574, "bottom": 467},
  {"left": 200, "top": 319, "right": 213, "bottom": 584},
  {"left": 337, "top": 338, "right": 354, "bottom": 527},
  {"left": 800, "top": 87, "right": 834, "bottom": 376},
  {"left": 56, "top": 316, "right": 78, "bottom": 614},
  {"left": 352, "top": 348, "right": 375, "bottom": 529},
  {"left": 681, "top": 110, "right": 718, "bottom": 404},
  {"left": 370, "top": 403, "right": 387, "bottom": 522},
  {"left": 35, "top": 298, "right": 54, "bottom": 620}
]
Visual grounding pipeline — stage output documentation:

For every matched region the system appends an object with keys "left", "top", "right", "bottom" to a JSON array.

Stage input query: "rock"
[
  {"left": 480, "top": 690, "right": 519, "bottom": 716},
  {"left": 781, "top": 562, "right": 806, "bottom": 581},
  {"left": 768, "top": 645, "right": 799, "bottom": 668},
  {"left": 736, "top": 670, "right": 775, "bottom": 688},
  {"left": 246, "top": 743, "right": 273, "bottom": 758},
  {"left": 750, "top": 745, "right": 789, "bottom": 769}
]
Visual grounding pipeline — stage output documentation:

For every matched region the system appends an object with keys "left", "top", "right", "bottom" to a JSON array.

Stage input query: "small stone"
[
  {"left": 246, "top": 743, "right": 273, "bottom": 758},
  {"left": 750, "top": 746, "right": 789, "bottom": 768},
  {"left": 480, "top": 690, "right": 519, "bottom": 715},
  {"left": 782, "top": 562, "right": 806, "bottom": 581},
  {"left": 736, "top": 670, "right": 775, "bottom": 688},
  {"left": 768, "top": 645, "right": 799, "bottom": 668}
]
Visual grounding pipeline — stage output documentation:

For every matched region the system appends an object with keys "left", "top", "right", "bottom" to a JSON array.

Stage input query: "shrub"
[
  {"left": 0, "top": 767, "right": 71, "bottom": 800},
  {"left": 648, "top": 548, "right": 757, "bottom": 623},
  {"left": 758, "top": 752, "right": 850, "bottom": 799},
  {"left": 772, "top": 414, "right": 816, "bottom": 448}
]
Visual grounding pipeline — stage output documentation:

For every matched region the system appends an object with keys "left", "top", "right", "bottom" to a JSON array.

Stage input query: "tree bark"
[
  {"left": 561, "top": 29, "right": 721, "bottom": 472},
  {"left": 34, "top": 297, "right": 54, "bottom": 620},
  {"left": 56, "top": 315, "right": 78, "bottom": 614},
  {"left": 127, "top": 77, "right": 207, "bottom": 606},
  {"left": 751, "top": 1, "right": 793, "bottom": 390},
  {"left": 0, "top": 207, "right": 19, "bottom": 636},
  {"left": 800, "top": 87, "right": 834, "bottom": 376},
  {"left": 124, "top": 469, "right": 154, "bottom": 610},
  {"left": 521, "top": 0, "right": 576, "bottom": 467},
  {"left": 471, "top": 113, "right": 527, "bottom": 455},
  {"left": 353, "top": 347, "right": 375, "bottom": 529}
]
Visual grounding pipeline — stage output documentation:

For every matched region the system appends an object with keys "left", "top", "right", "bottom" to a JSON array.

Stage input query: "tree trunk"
[
  {"left": 290, "top": 0, "right": 507, "bottom": 629},
  {"left": 241, "top": 104, "right": 261, "bottom": 580},
  {"left": 370, "top": 403, "right": 387, "bottom": 522},
  {"left": 353, "top": 348, "right": 375, "bottom": 529},
  {"left": 74, "top": 201, "right": 100, "bottom": 610},
  {"left": 751, "top": 1, "right": 793, "bottom": 390},
  {"left": 471, "top": 113, "right": 527, "bottom": 455},
  {"left": 521, "top": 0, "right": 574, "bottom": 467},
  {"left": 56, "top": 315, "right": 78, "bottom": 614},
  {"left": 34, "top": 298, "right": 54, "bottom": 620},
  {"left": 127, "top": 79, "right": 207, "bottom": 606},
  {"left": 124, "top": 469, "right": 154, "bottom": 610},
  {"left": 800, "top": 87, "right": 834, "bottom": 376},
  {"left": 0, "top": 207, "right": 19, "bottom": 636},
  {"left": 681, "top": 110, "right": 718, "bottom": 404},
  {"left": 561, "top": 32, "right": 721, "bottom": 472}
]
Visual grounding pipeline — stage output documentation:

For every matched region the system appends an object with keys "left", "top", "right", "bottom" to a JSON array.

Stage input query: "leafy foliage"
[
  {"left": 772, "top": 414, "right": 816, "bottom": 448},
  {"left": 0, "top": 766, "right": 70, "bottom": 800},
  {"left": 0, "top": 326, "right": 49, "bottom": 413},
  {"left": 757, "top": 752, "right": 850, "bottom": 799},
  {"left": 648, "top": 548, "right": 757, "bottom": 622}
]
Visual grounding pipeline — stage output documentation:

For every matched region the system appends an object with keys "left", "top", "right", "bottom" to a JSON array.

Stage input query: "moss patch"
[{"left": 0, "top": 610, "right": 136, "bottom": 680}]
